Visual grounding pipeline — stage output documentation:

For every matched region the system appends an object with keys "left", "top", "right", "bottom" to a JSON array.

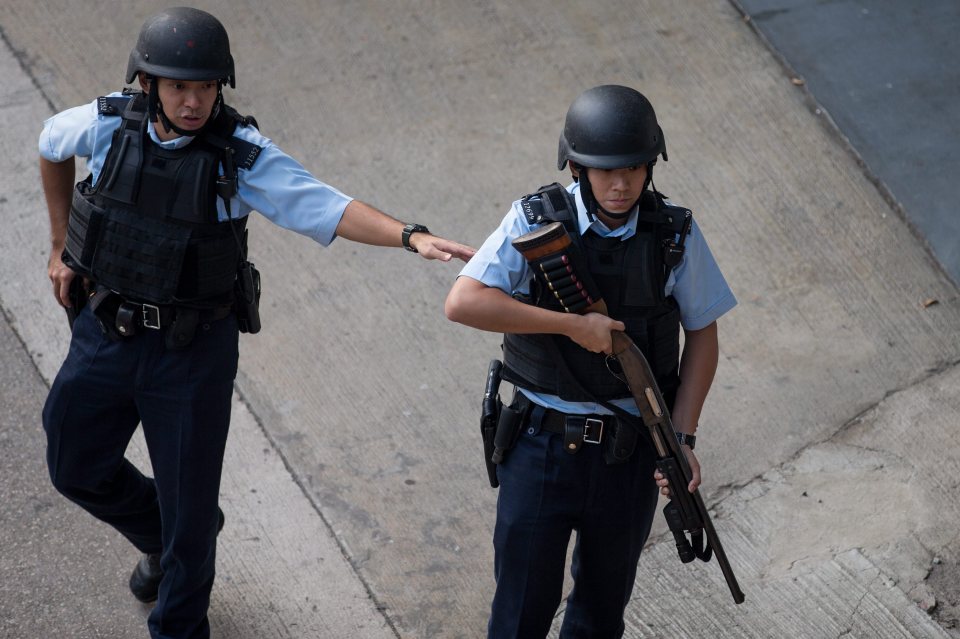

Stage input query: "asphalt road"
[{"left": 736, "top": 0, "right": 960, "bottom": 285}]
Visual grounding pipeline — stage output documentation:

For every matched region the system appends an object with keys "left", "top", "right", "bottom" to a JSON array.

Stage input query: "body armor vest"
[
  {"left": 502, "top": 185, "right": 689, "bottom": 402},
  {"left": 63, "top": 92, "right": 262, "bottom": 308}
]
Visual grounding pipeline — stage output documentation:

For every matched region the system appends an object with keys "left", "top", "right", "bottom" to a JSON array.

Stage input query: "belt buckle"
[
  {"left": 583, "top": 417, "right": 603, "bottom": 444},
  {"left": 142, "top": 303, "right": 161, "bottom": 330}
]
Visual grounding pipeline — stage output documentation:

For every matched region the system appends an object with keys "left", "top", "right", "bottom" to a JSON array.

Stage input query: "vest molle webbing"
[{"left": 63, "top": 92, "right": 262, "bottom": 308}]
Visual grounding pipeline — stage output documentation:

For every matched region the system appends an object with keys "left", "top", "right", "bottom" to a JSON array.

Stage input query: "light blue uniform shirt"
[
  {"left": 459, "top": 182, "right": 737, "bottom": 416},
  {"left": 39, "top": 93, "right": 352, "bottom": 246}
]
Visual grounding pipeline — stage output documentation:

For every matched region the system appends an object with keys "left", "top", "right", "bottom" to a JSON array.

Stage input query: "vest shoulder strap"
[
  {"left": 658, "top": 201, "right": 693, "bottom": 235},
  {"left": 94, "top": 93, "right": 146, "bottom": 203},
  {"left": 203, "top": 132, "right": 263, "bottom": 170},
  {"left": 633, "top": 191, "right": 692, "bottom": 233},
  {"left": 519, "top": 185, "right": 693, "bottom": 268},
  {"left": 100, "top": 94, "right": 263, "bottom": 170},
  {"left": 651, "top": 197, "right": 695, "bottom": 269},
  {"left": 519, "top": 183, "right": 578, "bottom": 234},
  {"left": 203, "top": 105, "right": 264, "bottom": 170}
]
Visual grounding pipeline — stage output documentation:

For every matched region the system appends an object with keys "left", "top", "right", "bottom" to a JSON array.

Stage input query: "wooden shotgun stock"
[{"left": 512, "top": 222, "right": 745, "bottom": 604}]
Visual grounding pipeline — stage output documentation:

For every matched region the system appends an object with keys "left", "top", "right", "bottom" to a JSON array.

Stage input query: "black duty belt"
[
  {"left": 115, "top": 300, "right": 232, "bottom": 335},
  {"left": 89, "top": 286, "right": 235, "bottom": 349},
  {"left": 118, "top": 301, "right": 175, "bottom": 333},
  {"left": 538, "top": 408, "right": 618, "bottom": 453}
]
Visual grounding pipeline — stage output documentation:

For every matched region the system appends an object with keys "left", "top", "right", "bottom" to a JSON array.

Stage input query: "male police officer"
[
  {"left": 40, "top": 7, "right": 473, "bottom": 639},
  {"left": 445, "top": 85, "right": 736, "bottom": 637}
]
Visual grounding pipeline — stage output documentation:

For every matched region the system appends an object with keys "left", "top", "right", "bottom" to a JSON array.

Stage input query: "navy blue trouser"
[
  {"left": 42, "top": 306, "right": 239, "bottom": 639},
  {"left": 489, "top": 407, "right": 659, "bottom": 639}
]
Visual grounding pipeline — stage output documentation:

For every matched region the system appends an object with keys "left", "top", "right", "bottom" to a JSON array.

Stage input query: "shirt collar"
[
  {"left": 572, "top": 183, "right": 638, "bottom": 241},
  {"left": 146, "top": 120, "right": 195, "bottom": 150}
]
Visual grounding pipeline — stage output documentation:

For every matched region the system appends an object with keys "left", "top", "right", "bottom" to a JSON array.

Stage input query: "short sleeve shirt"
[{"left": 39, "top": 93, "right": 353, "bottom": 246}]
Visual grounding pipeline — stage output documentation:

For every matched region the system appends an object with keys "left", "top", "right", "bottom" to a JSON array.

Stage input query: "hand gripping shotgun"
[{"left": 512, "top": 221, "right": 745, "bottom": 604}]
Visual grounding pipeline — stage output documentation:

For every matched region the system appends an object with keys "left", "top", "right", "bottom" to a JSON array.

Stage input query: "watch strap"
[
  {"left": 402, "top": 223, "right": 430, "bottom": 252},
  {"left": 675, "top": 432, "right": 696, "bottom": 449}
]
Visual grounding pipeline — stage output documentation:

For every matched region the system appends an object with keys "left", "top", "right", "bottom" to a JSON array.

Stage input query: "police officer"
[
  {"left": 445, "top": 85, "right": 737, "bottom": 637},
  {"left": 40, "top": 7, "right": 473, "bottom": 639}
]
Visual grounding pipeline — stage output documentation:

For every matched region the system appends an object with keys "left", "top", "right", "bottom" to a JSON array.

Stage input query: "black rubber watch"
[
  {"left": 402, "top": 223, "right": 430, "bottom": 252},
  {"left": 675, "top": 432, "right": 696, "bottom": 449}
]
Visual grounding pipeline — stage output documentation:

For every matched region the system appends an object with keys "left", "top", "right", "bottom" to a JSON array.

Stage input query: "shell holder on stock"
[
  {"left": 512, "top": 222, "right": 603, "bottom": 315},
  {"left": 513, "top": 183, "right": 607, "bottom": 315}
]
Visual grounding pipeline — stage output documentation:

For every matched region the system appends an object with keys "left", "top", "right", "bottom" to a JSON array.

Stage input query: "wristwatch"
[
  {"left": 402, "top": 223, "right": 430, "bottom": 252},
  {"left": 675, "top": 432, "right": 697, "bottom": 449}
]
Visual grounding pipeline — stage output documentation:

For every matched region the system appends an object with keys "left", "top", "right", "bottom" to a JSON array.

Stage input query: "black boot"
[
  {"left": 128, "top": 508, "right": 225, "bottom": 603},
  {"left": 128, "top": 552, "right": 163, "bottom": 603}
]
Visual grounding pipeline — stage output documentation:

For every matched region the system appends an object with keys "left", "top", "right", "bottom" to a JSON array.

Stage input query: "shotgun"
[{"left": 512, "top": 221, "right": 745, "bottom": 604}]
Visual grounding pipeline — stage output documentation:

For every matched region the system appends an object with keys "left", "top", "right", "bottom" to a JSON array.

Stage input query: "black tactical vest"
[
  {"left": 501, "top": 185, "right": 689, "bottom": 402},
  {"left": 63, "top": 92, "right": 262, "bottom": 308}
]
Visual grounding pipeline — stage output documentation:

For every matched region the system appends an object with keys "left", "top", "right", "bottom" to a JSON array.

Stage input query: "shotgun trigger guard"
[{"left": 605, "top": 354, "right": 628, "bottom": 385}]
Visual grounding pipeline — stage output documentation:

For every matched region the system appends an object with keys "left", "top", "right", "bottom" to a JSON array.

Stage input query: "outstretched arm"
[{"left": 335, "top": 200, "right": 475, "bottom": 262}]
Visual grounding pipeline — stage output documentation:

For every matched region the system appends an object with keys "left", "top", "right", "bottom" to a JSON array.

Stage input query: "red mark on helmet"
[{"left": 186, "top": 40, "right": 196, "bottom": 48}]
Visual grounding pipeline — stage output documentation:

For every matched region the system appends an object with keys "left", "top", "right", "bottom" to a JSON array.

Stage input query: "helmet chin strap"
[
  {"left": 147, "top": 79, "right": 224, "bottom": 138},
  {"left": 574, "top": 166, "right": 598, "bottom": 222}
]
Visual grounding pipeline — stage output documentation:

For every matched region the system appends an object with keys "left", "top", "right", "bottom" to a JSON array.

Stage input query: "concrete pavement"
[{"left": 1, "top": 1, "right": 958, "bottom": 637}]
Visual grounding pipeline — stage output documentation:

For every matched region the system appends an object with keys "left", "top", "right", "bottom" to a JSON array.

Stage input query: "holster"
[{"left": 481, "top": 360, "right": 503, "bottom": 488}]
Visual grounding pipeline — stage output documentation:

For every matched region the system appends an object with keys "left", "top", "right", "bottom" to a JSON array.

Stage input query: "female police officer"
[
  {"left": 446, "top": 85, "right": 736, "bottom": 637},
  {"left": 40, "top": 7, "right": 472, "bottom": 639}
]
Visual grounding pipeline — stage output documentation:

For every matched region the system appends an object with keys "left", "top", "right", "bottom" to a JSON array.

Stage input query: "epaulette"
[
  {"left": 519, "top": 194, "right": 545, "bottom": 225},
  {"left": 520, "top": 183, "right": 577, "bottom": 231},
  {"left": 97, "top": 95, "right": 132, "bottom": 116},
  {"left": 228, "top": 136, "right": 262, "bottom": 170},
  {"left": 204, "top": 105, "right": 264, "bottom": 170}
]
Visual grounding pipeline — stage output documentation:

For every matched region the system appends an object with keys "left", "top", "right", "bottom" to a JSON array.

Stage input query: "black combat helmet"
[
  {"left": 558, "top": 85, "right": 666, "bottom": 170},
  {"left": 125, "top": 6, "right": 235, "bottom": 88}
]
